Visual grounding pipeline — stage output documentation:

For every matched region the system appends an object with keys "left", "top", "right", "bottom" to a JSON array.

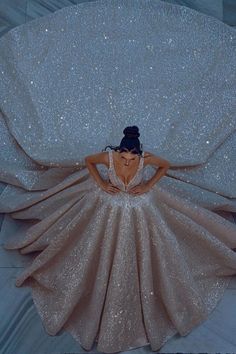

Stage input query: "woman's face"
[{"left": 119, "top": 149, "right": 139, "bottom": 166}]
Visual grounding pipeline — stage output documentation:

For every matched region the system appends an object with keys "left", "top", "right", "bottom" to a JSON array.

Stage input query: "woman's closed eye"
[{"left": 121, "top": 157, "right": 135, "bottom": 161}]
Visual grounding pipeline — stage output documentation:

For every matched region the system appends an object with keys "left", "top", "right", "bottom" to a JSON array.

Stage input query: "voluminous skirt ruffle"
[{"left": 3, "top": 172, "right": 236, "bottom": 353}]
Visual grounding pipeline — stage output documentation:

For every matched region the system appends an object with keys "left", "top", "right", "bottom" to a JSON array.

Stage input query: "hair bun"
[{"left": 123, "top": 126, "right": 140, "bottom": 139}]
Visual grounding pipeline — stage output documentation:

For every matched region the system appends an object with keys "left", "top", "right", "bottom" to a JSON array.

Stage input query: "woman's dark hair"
[{"left": 103, "top": 126, "right": 143, "bottom": 155}]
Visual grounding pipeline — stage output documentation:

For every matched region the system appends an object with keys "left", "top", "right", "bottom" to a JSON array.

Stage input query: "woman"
[
  {"left": 85, "top": 125, "right": 170, "bottom": 196},
  {"left": 3, "top": 125, "right": 236, "bottom": 353}
]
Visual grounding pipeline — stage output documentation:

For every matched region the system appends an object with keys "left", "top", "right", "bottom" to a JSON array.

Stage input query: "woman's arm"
[
  {"left": 129, "top": 151, "right": 170, "bottom": 195},
  {"left": 85, "top": 152, "right": 120, "bottom": 194},
  {"left": 85, "top": 152, "right": 108, "bottom": 188},
  {"left": 143, "top": 151, "right": 170, "bottom": 188}
]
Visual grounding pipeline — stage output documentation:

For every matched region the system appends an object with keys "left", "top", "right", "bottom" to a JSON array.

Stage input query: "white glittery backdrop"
[{"left": 0, "top": 0, "right": 235, "bottom": 213}]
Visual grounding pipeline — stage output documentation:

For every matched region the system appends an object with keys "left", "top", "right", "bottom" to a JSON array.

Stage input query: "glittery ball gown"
[
  {"left": 0, "top": 0, "right": 236, "bottom": 353},
  {"left": 1, "top": 149, "right": 236, "bottom": 352}
]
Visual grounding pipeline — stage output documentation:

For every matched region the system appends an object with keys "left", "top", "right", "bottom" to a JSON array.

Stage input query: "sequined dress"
[
  {"left": 0, "top": 0, "right": 236, "bottom": 352},
  {"left": 2, "top": 149, "right": 236, "bottom": 353}
]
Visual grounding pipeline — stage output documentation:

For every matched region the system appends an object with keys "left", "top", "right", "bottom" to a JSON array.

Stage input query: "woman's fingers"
[
  {"left": 130, "top": 188, "right": 139, "bottom": 193},
  {"left": 113, "top": 188, "right": 120, "bottom": 193},
  {"left": 111, "top": 186, "right": 120, "bottom": 191},
  {"left": 110, "top": 185, "right": 120, "bottom": 192},
  {"left": 107, "top": 185, "right": 120, "bottom": 194},
  {"left": 129, "top": 189, "right": 142, "bottom": 195}
]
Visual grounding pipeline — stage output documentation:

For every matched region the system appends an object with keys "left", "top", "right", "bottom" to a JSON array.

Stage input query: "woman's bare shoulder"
[
  {"left": 143, "top": 151, "right": 170, "bottom": 168},
  {"left": 85, "top": 151, "right": 109, "bottom": 167}
]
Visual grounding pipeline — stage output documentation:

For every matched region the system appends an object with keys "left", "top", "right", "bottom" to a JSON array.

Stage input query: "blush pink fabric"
[{"left": 2, "top": 150, "right": 236, "bottom": 352}]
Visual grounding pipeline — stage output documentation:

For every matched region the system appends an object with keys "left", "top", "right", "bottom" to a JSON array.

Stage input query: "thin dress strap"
[
  {"left": 108, "top": 150, "right": 114, "bottom": 170},
  {"left": 138, "top": 151, "right": 144, "bottom": 170}
]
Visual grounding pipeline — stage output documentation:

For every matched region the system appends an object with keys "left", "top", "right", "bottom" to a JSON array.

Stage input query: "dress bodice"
[{"left": 108, "top": 150, "right": 144, "bottom": 192}]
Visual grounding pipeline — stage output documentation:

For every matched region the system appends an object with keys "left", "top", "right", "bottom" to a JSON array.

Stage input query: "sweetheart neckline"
[{"left": 109, "top": 151, "right": 143, "bottom": 187}]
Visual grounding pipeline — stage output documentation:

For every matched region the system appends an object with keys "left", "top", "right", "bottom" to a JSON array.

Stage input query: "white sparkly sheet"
[{"left": 0, "top": 0, "right": 235, "bottom": 210}]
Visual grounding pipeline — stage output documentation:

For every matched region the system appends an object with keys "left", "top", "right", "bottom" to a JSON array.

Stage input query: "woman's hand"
[
  {"left": 128, "top": 182, "right": 152, "bottom": 195},
  {"left": 100, "top": 181, "right": 121, "bottom": 195}
]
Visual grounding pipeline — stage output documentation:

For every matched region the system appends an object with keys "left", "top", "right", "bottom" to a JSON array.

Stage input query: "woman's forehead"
[{"left": 120, "top": 150, "right": 137, "bottom": 158}]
